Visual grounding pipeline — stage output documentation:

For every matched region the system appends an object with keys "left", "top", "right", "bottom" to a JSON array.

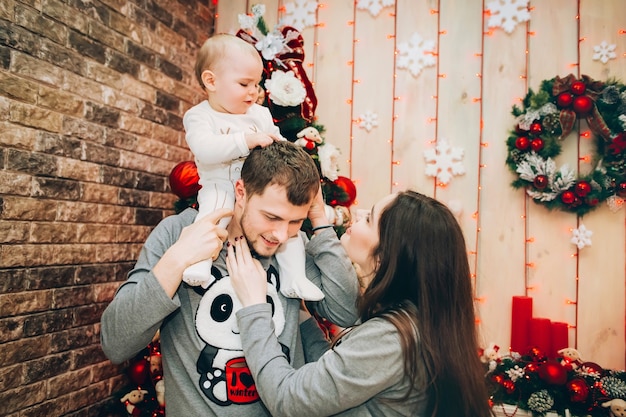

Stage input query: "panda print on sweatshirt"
[{"left": 195, "top": 265, "right": 287, "bottom": 406}]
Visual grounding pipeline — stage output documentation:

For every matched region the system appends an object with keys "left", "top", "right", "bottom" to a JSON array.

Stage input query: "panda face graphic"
[{"left": 195, "top": 274, "right": 285, "bottom": 350}]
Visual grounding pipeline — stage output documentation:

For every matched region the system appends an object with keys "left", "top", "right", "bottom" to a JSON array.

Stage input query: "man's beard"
[{"left": 240, "top": 209, "right": 276, "bottom": 259}]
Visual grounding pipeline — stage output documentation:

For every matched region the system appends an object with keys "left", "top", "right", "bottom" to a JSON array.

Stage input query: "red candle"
[
  {"left": 510, "top": 296, "right": 533, "bottom": 354},
  {"left": 551, "top": 321, "right": 569, "bottom": 358},
  {"left": 529, "top": 317, "right": 552, "bottom": 356}
]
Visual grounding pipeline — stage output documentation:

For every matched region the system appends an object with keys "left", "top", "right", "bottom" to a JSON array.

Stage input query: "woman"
[{"left": 227, "top": 191, "right": 492, "bottom": 417}]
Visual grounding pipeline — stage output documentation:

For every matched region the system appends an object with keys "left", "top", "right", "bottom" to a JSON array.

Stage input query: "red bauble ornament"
[
  {"left": 574, "top": 181, "right": 591, "bottom": 197},
  {"left": 530, "top": 138, "right": 544, "bottom": 152},
  {"left": 561, "top": 191, "right": 576, "bottom": 204},
  {"left": 617, "top": 182, "right": 626, "bottom": 198},
  {"left": 586, "top": 197, "right": 599, "bottom": 207},
  {"left": 332, "top": 176, "right": 357, "bottom": 207},
  {"left": 169, "top": 161, "right": 202, "bottom": 200},
  {"left": 128, "top": 358, "right": 150, "bottom": 386},
  {"left": 572, "top": 96, "right": 593, "bottom": 115},
  {"left": 538, "top": 360, "right": 568, "bottom": 385},
  {"left": 570, "top": 81, "right": 587, "bottom": 96},
  {"left": 556, "top": 92, "right": 573, "bottom": 108},
  {"left": 515, "top": 136, "right": 530, "bottom": 151},
  {"left": 533, "top": 175, "right": 548, "bottom": 190},
  {"left": 566, "top": 378, "right": 590, "bottom": 402},
  {"left": 530, "top": 122, "right": 543, "bottom": 135}
]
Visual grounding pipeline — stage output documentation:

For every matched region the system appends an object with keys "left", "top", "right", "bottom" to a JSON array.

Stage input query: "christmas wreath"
[{"left": 506, "top": 74, "right": 626, "bottom": 216}]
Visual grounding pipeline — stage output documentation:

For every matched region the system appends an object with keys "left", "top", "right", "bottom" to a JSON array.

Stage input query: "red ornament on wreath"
[
  {"left": 332, "top": 176, "right": 357, "bottom": 207},
  {"left": 530, "top": 138, "right": 544, "bottom": 152},
  {"left": 169, "top": 161, "right": 201, "bottom": 199},
  {"left": 515, "top": 136, "right": 530, "bottom": 150},
  {"left": 534, "top": 175, "right": 548, "bottom": 190},
  {"left": 572, "top": 95, "right": 593, "bottom": 115},
  {"left": 557, "top": 92, "right": 573, "bottom": 108},
  {"left": 506, "top": 74, "right": 626, "bottom": 216},
  {"left": 574, "top": 181, "right": 591, "bottom": 197},
  {"left": 570, "top": 80, "right": 587, "bottom": 96}
]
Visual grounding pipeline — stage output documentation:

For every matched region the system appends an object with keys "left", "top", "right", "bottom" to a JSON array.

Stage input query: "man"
[{"left": 101, "top": 141, "right": 359, "bottom": 416}]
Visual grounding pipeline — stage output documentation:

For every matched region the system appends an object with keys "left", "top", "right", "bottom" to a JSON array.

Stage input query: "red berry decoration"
[
  {"left": 570, "top": 80, "right": 586, "bottom": 95},
  {"left": 617, "top": 182, "right": 626, "bottom": 198},
  {"left": 533, "top": 175, "right": 548, "bottom": 190},
  {"left": 530, "top": 122, "right": 543, "bottom": 135},
  {"left": 574, "top": 181, "right": 591, "bottom": 197},
  {"left": 566, "top": 378, "right": 590, "bottom": 402},
  {"left": 538, "top": 360, "right": 567, "bottom": 385},
  {"left": 572, "top": 95, "right": 593, "bottom": 115},
  {"left": 561, "top": 191, "right": 576, "bottom": 204},
  {"left": 515, "top": 136, "right": 530, "bottom": 150},
  {"left": 556, "top": 92, "right": 573, "bottom": 108},
  {"left": 530, "top": 138, "right": 544, "bottom": 152}
]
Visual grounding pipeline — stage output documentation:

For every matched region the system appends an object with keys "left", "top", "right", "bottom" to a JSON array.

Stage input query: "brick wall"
[{"left": 0, "top": 0, "right": 215, "bottom": 415}]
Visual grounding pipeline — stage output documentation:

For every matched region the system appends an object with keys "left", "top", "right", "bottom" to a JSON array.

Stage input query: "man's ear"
[
  {"left": 234, "top": 179, "right": 246, "bottom": 205},
  {"left": 201, "top": 70, "right": 216, "bottom": 92}
]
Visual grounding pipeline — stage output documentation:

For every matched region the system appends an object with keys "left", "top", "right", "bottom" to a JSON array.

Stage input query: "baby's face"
[{"left": 208, "top": 50, "right": 263, "bottom": 114}]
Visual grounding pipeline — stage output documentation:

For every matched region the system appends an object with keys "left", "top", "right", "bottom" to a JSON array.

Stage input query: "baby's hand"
[{"left": 245, "top": 132, "right": 282, "bottom": 150}]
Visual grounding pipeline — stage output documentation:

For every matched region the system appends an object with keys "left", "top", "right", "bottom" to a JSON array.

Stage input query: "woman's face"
[{"left": 340, "top": 193, "right": 396, "bottom": 286}]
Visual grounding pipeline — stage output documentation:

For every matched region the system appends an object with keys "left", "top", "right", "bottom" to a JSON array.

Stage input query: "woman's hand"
[{"left": 226, "top": 237, "right": 268, "bottom": 307}]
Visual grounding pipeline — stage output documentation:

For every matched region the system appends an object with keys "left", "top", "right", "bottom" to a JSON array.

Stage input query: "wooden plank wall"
[{"left": 216, "top": 0, "right": 626, "bottom": 369}]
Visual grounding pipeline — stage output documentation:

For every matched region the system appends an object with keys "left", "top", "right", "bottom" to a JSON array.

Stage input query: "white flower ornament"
[{"left": 264, "top": 70, "right": 307, "bottom": 107}]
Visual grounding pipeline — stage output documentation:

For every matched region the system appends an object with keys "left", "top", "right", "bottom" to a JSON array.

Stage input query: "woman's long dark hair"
[{"left": 358, "top": 191, "right": 492, "bottom": 417}]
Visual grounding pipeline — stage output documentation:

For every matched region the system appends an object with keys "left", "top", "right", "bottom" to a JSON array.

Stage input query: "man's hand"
[
  {"left": 154, "top": 208, "right": 232, "bottom": 298},
  {"left": 226, "top": 237, "right": 268, "bottom": 307}
]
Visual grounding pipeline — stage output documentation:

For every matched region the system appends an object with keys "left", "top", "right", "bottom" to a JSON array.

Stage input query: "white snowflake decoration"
[
  {"left": 570, "top": 224, "right": 592, "bottom": 250},
  {"left": 486, "top": 0, "right": 531, "bottom": 34},
  {"left": 619, "top": 115, "right": 626, "bottom": 131},
  {"left": 356, "top": 0, "right": 395, "bottom": 17},
  {"left": 282, "top": 0, "right": 318, "bottom": 31},
  {"left": 423, "top": 138, "right": 465, "bottom": 185},
  {"left": 358, "top": 111, "right": 378, "bottom": 132},
  {"left": 396, "top": 32, "right": 436, "bottom": 78},
  {"left": 592, "top": 41, "right": 617, "bottom": 64}
]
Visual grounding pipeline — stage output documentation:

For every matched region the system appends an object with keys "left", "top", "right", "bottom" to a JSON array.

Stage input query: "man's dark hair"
[{"left": 241, "top": 141, "right": 320, "bottom": 205}]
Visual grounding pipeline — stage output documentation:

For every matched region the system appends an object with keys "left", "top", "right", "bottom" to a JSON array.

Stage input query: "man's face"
[{"left": 238, "top": 183, "right": 310, "bottom": 258}]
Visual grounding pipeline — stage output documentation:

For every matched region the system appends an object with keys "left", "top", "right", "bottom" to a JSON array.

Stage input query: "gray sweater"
[
  {"left": 100, "top": 208, "right": 359, "bottom": 416},
  {"left": 238, "top": 304, "right": 427, "bottom": 417}
]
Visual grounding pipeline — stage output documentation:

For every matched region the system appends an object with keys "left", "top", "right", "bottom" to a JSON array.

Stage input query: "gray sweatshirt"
[
  {"left": 100, "top": 208, "right": 359, "bottom": 416},
  {"left": 238, "top": 304, "right": 427, "bottom": 417}
]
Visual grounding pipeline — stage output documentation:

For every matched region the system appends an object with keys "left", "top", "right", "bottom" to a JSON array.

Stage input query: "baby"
[{"left": 182, "top": 33, "right": 323, "bottom": 301}]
